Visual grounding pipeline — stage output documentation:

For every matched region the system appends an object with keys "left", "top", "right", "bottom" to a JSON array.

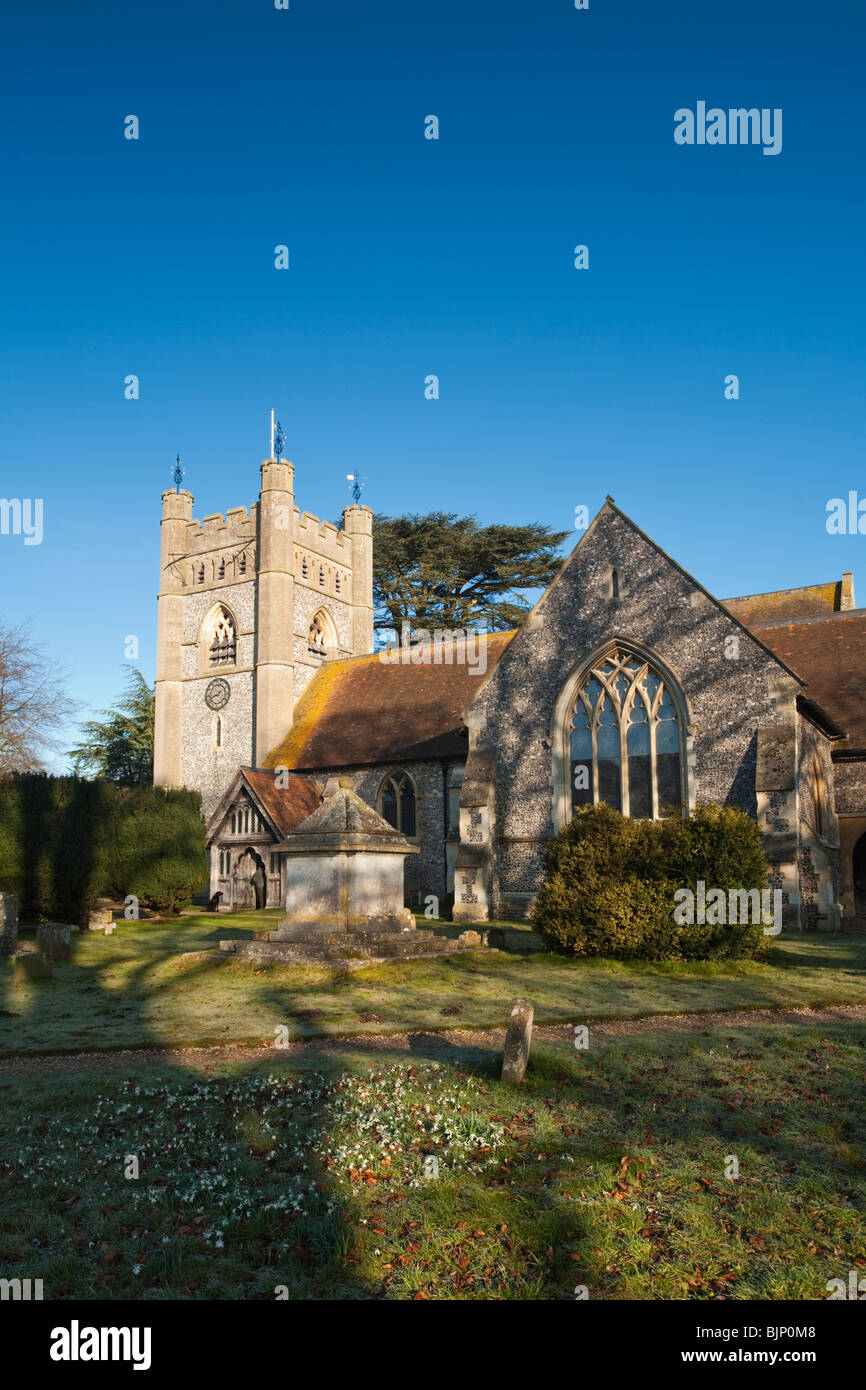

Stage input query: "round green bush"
[{"left": 532, "top": 801, "right": 771, "bottom": 961}]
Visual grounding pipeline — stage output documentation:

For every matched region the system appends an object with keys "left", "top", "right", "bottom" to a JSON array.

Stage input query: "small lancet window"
[
  {"left": 812, "top": 758, "right": 827, "bottom": 838},
  {"left": 319, "top": 567, "right": 326, "bottom": 587},
  {"left": 302, "top": 557, "right": 309, "bottom": 579},
  {"left": 215, "top": 716, "right": 222, "bottom": 747},
  {"left": 612, "top": 569, "right": 620, "bottom": 600},
  {"left": 217, "top": 558, "right": 225, "bottom": 579},
  {"left": 197, "top": 564, "right": 205, "bottom": 584},
  {"left": 239, "top": 553, "right": 246, "bottom": 575},
  {"left": 335, "top": 572, "right": 342, "bottom": 594}
]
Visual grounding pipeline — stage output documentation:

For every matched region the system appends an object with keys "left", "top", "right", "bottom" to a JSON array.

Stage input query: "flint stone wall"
[{"left": 466, "top": 507, "right": 810, "bottom": 917}]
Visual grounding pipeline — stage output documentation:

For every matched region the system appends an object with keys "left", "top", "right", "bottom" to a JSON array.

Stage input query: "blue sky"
[{"left": 0, "top": 0, "right": 864, "bottom": 766}]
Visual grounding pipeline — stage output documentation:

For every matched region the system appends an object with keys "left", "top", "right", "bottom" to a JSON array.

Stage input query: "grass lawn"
[
  {"left": 1, "top": 911, "right": 865, "bottom": 1058},
  {"left": 1, "top": 1019, "right": 863, "bottom": 1299}
]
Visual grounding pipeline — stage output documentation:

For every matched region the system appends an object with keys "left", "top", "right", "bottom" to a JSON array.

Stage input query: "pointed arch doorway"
[{"left": 233, "top": 847, "right": 268, "bottom": 909}]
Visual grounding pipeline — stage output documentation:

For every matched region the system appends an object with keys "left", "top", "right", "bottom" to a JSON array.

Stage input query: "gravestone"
[
  {"left": 501, "top": 999, "right": 534, "bottom": 1084},
  {"left": 0, "top": 893, "right": 19, "bottom": 956},
  {"left": 87, "top": 907, "right": 113, "bottom": 931},
  {"left": 14, "top": 953, "right": 53, "bottom": 983},
  {"left": 37, "top": 924, "right": 71, "bottom": 959}
]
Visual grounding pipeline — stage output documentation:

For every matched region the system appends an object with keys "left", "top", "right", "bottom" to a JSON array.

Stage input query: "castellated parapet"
[{"left": 154, "top": 461, "right": 374, "bottom": 819}]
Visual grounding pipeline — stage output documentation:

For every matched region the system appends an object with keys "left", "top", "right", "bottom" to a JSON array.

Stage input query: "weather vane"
[
  {"left": 346, "top": 471, "right": 366, "bottom": 504},
  {"left": 269, "top": 408, "right": 287, "bottom": 460},
  {"left": 172, "top": 454, "right": 185, "bottom": 494}
]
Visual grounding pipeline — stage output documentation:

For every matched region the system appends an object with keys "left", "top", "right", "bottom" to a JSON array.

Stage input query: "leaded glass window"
[
  {"left": 378, "top": 772, "right": 417, "bottom": 837},
  {"left": 570, "top": 648, "right": 683, "bottom": 818}
]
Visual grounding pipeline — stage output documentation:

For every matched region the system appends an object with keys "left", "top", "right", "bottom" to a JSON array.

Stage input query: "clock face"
[{"left": 205, "top": 677, "right": 231, "bottom": 711}]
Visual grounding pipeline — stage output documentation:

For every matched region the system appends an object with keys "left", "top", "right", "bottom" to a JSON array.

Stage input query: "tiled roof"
[
  {"left": 240, "top": 768, "right": 322, "bottom": 835},
  {"left": 723, "top": 578, "right": 851, "bottom": 628},
  {"left": 264, "top": 632, "right": 516, "bottom": 771},
  {"left": 756, "top": 611, "right": 866, "bottom": 749}
]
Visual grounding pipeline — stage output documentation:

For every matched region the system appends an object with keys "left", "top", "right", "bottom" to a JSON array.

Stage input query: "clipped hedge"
[
  {"left": 0, "top": 774, "right": 206, "bottom": 921},
  {"left": 532, "top": 802, "right": 770, "bottom": 961}
]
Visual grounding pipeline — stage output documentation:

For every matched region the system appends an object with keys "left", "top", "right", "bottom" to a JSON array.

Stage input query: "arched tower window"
[
  {"left": 378, "top": 771, "right": 417, "bottom": 837},
  {"left": 204, "top": 604, "right": 237, "bottom": 666},
  {"left": 308, "top": 608, "right": 337, "bottom": 658},
  {"left": 567, "top": 645, "right": 686, "bottom": 820}
]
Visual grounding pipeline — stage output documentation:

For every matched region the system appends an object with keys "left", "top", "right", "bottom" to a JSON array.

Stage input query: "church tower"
[
  {"left": 153, "top": 444, "right": 374, "bottom": 818},
  {"left": 255, "top": 456, "right": 295, "bottom": 766}
]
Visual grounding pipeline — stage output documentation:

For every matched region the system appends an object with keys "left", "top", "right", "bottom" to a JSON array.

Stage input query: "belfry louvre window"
[
  {"left": 209, "top": 606, "right": 236, "bottom": 665},
  {"left": 379, "top": 772, "right": 417, "bottom": 837},
  {"left": 570, "top": 648, "right": 683, "bottom": 818}
]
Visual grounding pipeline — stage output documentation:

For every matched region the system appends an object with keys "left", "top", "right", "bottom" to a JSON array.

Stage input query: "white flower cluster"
[{"left": 9, "top": 1065, "right": 506, "bottom": 1265}]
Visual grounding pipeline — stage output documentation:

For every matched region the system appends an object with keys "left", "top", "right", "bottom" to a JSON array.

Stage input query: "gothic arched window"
[
  {"left": 308, "top": 614, "right": 327, "bottom": 654},
  {"left": 308, "top": 608, "right": 337, "bottom": 658},
  {"left": 378, "top": 771, "right": 417, "bottom": 837},
  {"left": 209, "top": 606, "right": 237, "bottom": 666},
  {"left": 569, "top": 647, "right": 684, "bottom": 819}
]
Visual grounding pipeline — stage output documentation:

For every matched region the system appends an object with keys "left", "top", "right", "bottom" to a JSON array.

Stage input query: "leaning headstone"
[
  {"left": 501, "top": 999, "right": 534, "bottom": 1084},
  {"left": 14, "top": 953, "right": 53, "bottom": 983},
  {"left": 87, "top": 907, "right": 113, "bottom": 931},
  {"left": 37, "top": 924, "right": 71, "bottom": 959},
  {"left": 457, "top": 929, "right": 482, "bottom": 948},
  {"left": 0, "top": 893, "right": 19, "bottom": 957}
]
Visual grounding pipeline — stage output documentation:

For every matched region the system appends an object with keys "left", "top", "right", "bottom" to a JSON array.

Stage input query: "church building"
[{"left": 153, "top": 449, "right": 866, "bottom": 930}]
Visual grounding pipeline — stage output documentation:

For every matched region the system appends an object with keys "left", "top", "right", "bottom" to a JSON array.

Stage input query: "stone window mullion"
[{"left": 619, "top": 693, "right": 630, "bottom": 818}]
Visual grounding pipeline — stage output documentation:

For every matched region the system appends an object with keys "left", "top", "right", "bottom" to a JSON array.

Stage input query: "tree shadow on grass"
[
  {"left": 0, "top": 923, "right": 584, "bottom": 1301},
  {"left": 0, "top": 931, "right": 382, "bottom": 1300}
]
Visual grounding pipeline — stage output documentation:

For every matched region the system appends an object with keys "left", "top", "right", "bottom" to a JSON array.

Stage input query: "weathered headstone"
[
  {"left": 501, "top": 999, "right": 534, "bottom": 1084},
  {"left": 37, "top": 924, "right": 71, "bottom": 959},
  {"left": 87, "top": 907, "right": 113, "bottom": 931},
  {"left": 0, "top": 893, "right": 19, "bottom": 956},
  {"left": 14, "top": 952, "right": 53, "bottom": 983},
  {"left": 457, "top": 929, "right": 482, "bottom": 948}
]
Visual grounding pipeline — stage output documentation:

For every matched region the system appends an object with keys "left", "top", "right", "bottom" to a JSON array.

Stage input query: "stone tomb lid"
[{"left": 275, "top": 776, "right": 420, "bottom": 855}]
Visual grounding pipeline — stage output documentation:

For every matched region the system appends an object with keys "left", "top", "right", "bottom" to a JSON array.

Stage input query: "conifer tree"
[{"left": 372, "top": 511, "right": 568, "bottom": 632}]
